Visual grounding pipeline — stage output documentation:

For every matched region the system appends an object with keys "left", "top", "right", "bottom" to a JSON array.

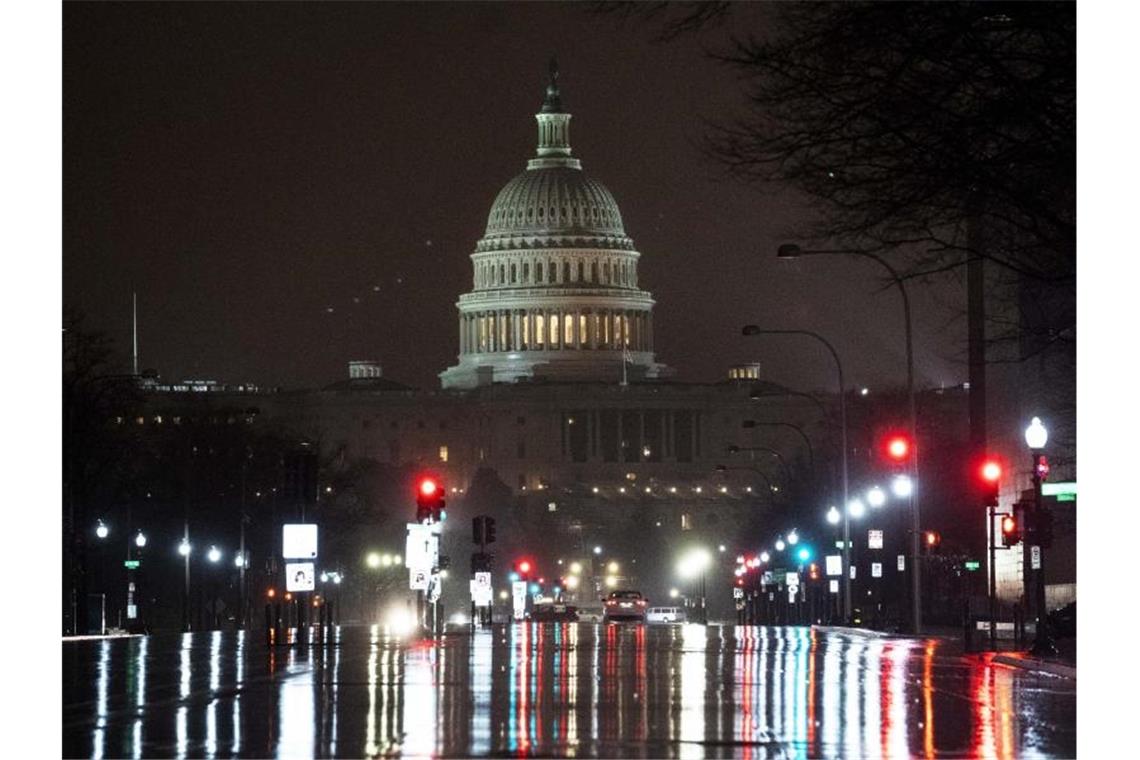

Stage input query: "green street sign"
[
  {"left": 1042, "top": 481, "right": 1076, "bottom": 501},
  {"left": 123, "top": 560, "right": 140, "bottom": 569},
  {"left": 964, "top": 560, "right": 981, "bottom": 572}
]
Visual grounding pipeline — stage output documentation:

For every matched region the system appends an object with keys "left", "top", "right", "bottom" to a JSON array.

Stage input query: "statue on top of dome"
[{"left": 542, "top": 57, "right": 563, "bottom": 113}]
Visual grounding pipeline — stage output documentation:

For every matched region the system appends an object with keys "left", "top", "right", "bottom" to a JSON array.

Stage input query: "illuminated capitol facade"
[{"left": 440, "top": 67, "right": 670, "bottom": 388}]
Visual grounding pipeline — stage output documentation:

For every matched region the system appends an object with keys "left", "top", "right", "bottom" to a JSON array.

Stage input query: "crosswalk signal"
[
  {"left": 1000, "top": 514, "right": 1022, "bottom": 547},
  {"left": 923, "top": 530, "right": 941, "bottom": 553}
]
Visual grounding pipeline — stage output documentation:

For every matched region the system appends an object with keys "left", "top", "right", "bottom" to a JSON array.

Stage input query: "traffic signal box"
[
  {"left": 415, "top": 477, "right": 446, "bottom": 523},
  {"left": 923, "top": 530, "right": 941, "bottom": 553},
  {"left": 1000, "top": 513, "right": 1022, "bottom": 547},
  {"left": 980, "top": 460, "right": 1002, "bottom": 507},
  {"left": 472, "top": 515, "right": 497, "bottom": 546}
]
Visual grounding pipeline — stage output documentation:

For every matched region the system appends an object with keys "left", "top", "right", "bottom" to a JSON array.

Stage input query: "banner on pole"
[{"left": 825, "top": 555, "right": 842, "bottom": 577}]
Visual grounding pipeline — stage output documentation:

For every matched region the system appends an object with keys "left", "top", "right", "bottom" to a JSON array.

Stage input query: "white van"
[
  {"left": 646, "top": 606, "right": 686, "bottom": 623},
  {"left": 576, "top": 602, "right": 604, "bottom": 623}
]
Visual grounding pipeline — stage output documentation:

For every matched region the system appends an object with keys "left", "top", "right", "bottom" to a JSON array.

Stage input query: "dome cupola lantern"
[{"left": 440, "top": 63, "right": 672, "bottom": 389}]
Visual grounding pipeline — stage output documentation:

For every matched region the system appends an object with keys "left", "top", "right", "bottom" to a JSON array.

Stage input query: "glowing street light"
[
  {"left": 775, "top": 539, "right": 786, "bottom": 552},
  {"left": 569, "top": 561, "right": 582, "bottom": 574},
  {"left": 847, "top": 498, "right": 866, "bottom": 519},
  {"left": 593, "top": 546, "right": 603, "bottom": 555},
  {"left": 178, "top": 538, "right": 191, "bottom": 557},
  {"left": 760, "top": 551, "right": 770, "bottom": 563},
  {"left": 669, "top": 588, "right": 679, "bottom": 599},
  {"left": 604, "top": 575, "right": 618, "bottom": 588},
  {"left": 826, "top": 506, "right": 841, "bottom": 525},
  {"left": 207, "top": 545, "right": 221, "bottom": 563},
  {"left": 867, "top": 486, "right": 886, "bottom": 508},
  {"left": 787, "top": 530, "right": 799, "bottom": 545},
  {"left": 95, "top": 520, "right": 109, "bottom": 539},
  {"left": 607, "top": 561, "right": 620, "bottom": 574},
  {"left": 891, "top": 475, "right": 914, "bottom": 499},
  {"left": 366, "top": 552, "right": 381, "bottom": 569},
  {"left": 134, "top": 531, "right": 147, "bottom": 548}
]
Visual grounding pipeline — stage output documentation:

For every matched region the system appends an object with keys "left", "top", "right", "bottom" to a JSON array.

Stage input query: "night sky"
[{"left": 64, "top": 2, "right": 966, "bottom": 394}]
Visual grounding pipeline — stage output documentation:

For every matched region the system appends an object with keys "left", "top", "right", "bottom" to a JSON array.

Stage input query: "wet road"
[{"left": 63, "top": 624, "right": 1075, "bottom": 758}]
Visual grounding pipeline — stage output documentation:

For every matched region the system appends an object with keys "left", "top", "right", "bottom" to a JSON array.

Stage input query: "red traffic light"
[
  {"left": 518, "top": 560, "right": 532, "bottom": 574},
  {"left": 884, "top": 435, "right": 912, "bottom": 461},
  {"left": 1001, "top": 515, "right": 1016, "bottom": 534},
  {"left": 924, "top": 530, "right": 941, "bottom": 547},
  {"left": 980, "top": 460, "right": 1002, "bottom": 482},
  {"left": 419, "top": 478, "right": 439, "bottom": 497}
]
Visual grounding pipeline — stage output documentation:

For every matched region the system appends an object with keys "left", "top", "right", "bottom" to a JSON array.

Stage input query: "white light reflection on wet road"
[{"left": 63, "top": 624, "right": 1075, "bottom": 758}]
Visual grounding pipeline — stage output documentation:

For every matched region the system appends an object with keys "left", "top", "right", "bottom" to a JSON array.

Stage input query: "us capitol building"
[
  {"left": 140, "top": 68, "right": 825, "bottom": 573},
  {"left": 440, "top": 67, "right": 671, "bottom": 388}
]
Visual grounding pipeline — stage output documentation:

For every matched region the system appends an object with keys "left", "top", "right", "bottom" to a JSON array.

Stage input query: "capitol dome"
[
  {"left": 440, "top": 62, "right": 671, "bottom": 389},
  {"left": 482, "top": 167, "right": 629, "bottom": 243}
]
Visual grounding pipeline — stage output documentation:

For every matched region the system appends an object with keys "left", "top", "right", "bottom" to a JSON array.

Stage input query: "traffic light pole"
[{"left": 989, "top": 503, "right": 997, "bottom": 650}]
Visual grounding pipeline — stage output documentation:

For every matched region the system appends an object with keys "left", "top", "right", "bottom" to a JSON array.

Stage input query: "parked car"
[
  {"left": 603, "top": 590, "right": 648, "bottom": 623},
  {"left": 646, "top": 606, "right": 686, "bottom": 624},
  {"left": 576, "top": 603, "right": 604, "bottom": 623}
]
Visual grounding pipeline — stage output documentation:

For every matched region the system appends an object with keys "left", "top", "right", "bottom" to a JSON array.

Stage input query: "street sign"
[
  {"left": 868, "top": 530, "right": 883, "bottom": 550},
  {"left": 1042, "top": 481, "right": 1076, "bottom": 501},
  {"left": 282, "top": 524, "right": 318, "bottom": 559},
  {"left": 785, "top": 572, "right": 800, "bottom": 587},
  {"left": 829, "top": 580, "right": 839, "bottom": 594},
  {"left": 123, "top": 560, "right": 140, "bottom": 570},
  {"left": 285, "top": 562, "right": 315, "bottom": 592},
  {"left": 825, "top": 555, "right": 842, "bottom": 577},
  {"left": 849, "top": 566, "right": 856, "bottom": 579},
  {"left": 761, "top": 571, "right": 774, "bottom": 586},
  {"left": 409, "top": 569, "right": 429, "bottom": 591},
  {"left": 405, "top": 522, "right": 438, "bottom": 574},
  {"left": 428, "top": 573, "right": 442, "bottom": 603},
  {"left": 127, "top": 604, "right": 137, "bottom": 619},
  {"left": 871, "top": 562, "right": 882, "bottom": 578},
  {"left": 471, "top": 572, "right": 493, "bottom": 607},
  {"left": 897, "top": 555, "right": 906, "bottom": 571},
  {"left": 1031, "top": 545, "right": 1042, "bottom": 569},
  {"left": 964, "top": 560, "right": 981, "bottom": 572},
  {"left": 511, "top": 580, "right": 527, "bottom": 620},
  {"left": 788, "top": 589, "right": 797, "bottom": 603},
  {"left": 733, "top": 587, "right": 744, "bottom": 599}
]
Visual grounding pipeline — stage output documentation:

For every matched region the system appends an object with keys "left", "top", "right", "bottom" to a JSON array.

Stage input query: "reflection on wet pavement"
[{"left": 62, "top": 624, "right": 1076, "bottom": 758}]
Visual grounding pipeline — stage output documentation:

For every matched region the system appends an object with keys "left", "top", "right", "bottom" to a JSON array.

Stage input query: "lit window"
[
  {"left": 550, "top": 314, "right": 559, "bottom": 344},
  {"left": 681, "top": 513, "right": 692, "bottom": 531},
  {"left": 579, "top": 314, "right": 587, "bottom": 347},
  {"left": 439, "top": 446, "right": 448, "bottom": 463},
  {"left": 564, "top": 314, "right": 573, "bottom": 345},
  {"left": 535, "top": 315, "right": 545, "bottom": 346}
]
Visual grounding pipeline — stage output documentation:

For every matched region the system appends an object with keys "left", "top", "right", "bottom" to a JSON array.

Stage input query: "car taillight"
[
  {"left": 636, "top": 600, "right": 646, "bottom": 606},
  {"left": 605, "top": 600, "right": 616, "bottom": 606}
]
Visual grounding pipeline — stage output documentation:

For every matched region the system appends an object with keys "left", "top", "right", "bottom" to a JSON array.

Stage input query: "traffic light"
[
  {"left": 415, "top": 476, "right": 445, "bottom": 523},
  {"left": 473, "top": 515, "right": 497, "bottom": 545},
  {"left": 514, "top": 559, "right": 533, "bottom": 579},
  {"left": 883, "top": 434, "right": 913, "bottom": 465},
  {"left": 809, "top": 563, "right": 820, "bottom": 581},
  {"left": 1000, "top": 513, "right": 1022, "bottom": 547},
  {"left": 923, "top": 530, "right": 941, "bottom": 552},
  {"left": 980, "top": 459, "right": 1002, "bottom": 506}
]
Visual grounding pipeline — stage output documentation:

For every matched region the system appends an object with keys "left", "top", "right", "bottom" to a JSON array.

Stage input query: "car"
[
  {"left": 576, "top": 602, "right": 604, "bottom": 623},
  {"left": 603, "top": 590, "right": 648, "bottom": 622},
  {"left": 646, "top": 606, "right": 686, "bottom": 624},
  {"left": 530, "top": 603, "right": 579, "bottom": 623}
]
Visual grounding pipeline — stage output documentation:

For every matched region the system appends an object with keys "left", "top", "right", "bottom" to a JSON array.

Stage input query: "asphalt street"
[{"left": 62, "top": 623, "right": 1076, "bottom": 758}]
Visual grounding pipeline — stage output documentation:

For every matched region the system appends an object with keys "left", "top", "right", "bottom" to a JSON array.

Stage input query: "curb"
[
  {"left": 992, "top": 653, "right": 1076, "bottom": 679},
  {"left": 811, "top": 625, "right": 958, "bottom": 642}
]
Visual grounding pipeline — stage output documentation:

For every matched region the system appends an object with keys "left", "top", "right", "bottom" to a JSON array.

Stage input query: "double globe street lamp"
[{"left": 1025, "top": 417, "right": 1058, "bottom": 657}]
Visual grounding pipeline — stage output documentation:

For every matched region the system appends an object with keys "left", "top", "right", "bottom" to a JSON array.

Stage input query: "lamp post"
[
  {"left": 775, "top": 244, "right": 921, "bottom": 633},
  {"left": 726, "top": 444, "right": 793, "bottom": 483},
  {"left": 207, "top": 545, "right": 222, "bottom": 629},
  {"left": 677, "top": 548, "right": 712, "bottom": 624},
  {"left": 178, "top": 531, "right": 191, "bottom": 632},
  {"left": 742, "top": 325, "right": 849, "bottom": 620},
  {"left": 740, "top": 418, "right": 815, "bottom": 471},
  {"left": 1025, "top": 417, "right": 1057, "bottom": 657}
]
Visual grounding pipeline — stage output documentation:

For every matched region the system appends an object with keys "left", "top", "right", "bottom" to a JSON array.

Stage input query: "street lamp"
[
  {"left": 742, "top": 323, "right": 849, "bottom": 620},
  {"left": 1025, "top": 417, "right": 1057, "bottom": 657},
  {"left": 676, "top": 548, "right": 712, "bottom": 623},
  {"left": 95, "top": 520, "right": 109, "bottom": 539},
  {"left": 848, "top": 498, "right": 866, "bottom": 519},
  {"left": 787, "top": 530, "right": 799, "bottom": 545},
  {"left": 134, "top": 531, "right": 147, "bottom": 549},
  {"left": 891, "top": 475, "right": 914, "bottom": 498},
  {"left": 207, "top": 546, "right": 221, "bottom": 563},
  {"left": 826, "top": 506, "right": 841, "bottom": 525},
  {"left": 178, "top": 538, "right": 191, "bottom": 556},
  {"left": 366, "top": 552, "right": 381, "bottom": 569},
  {"left": 867, "top": 486, "right": 886, "bottom": 508},
  {"left": 776, "top": 242, "right": 921, "bottom": 633},
  {"left": 775, "top": 539, "right": 786, "bottom": 552}
]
